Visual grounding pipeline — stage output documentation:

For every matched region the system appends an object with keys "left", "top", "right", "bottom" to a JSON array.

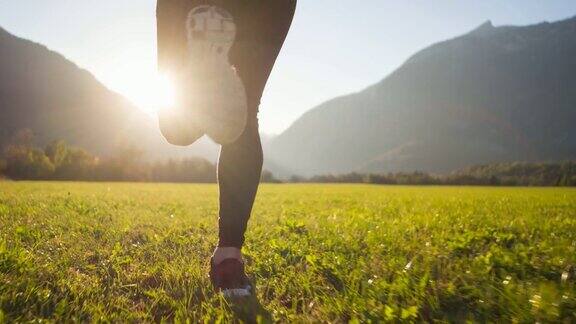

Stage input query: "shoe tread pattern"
[{"left": 184, "top": 5, "right": 248, "bottom": 145}]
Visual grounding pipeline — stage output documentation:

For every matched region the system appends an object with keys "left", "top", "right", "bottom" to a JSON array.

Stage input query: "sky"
[{"left": 0, "top": 1, "right": 575, "bottom": 134}]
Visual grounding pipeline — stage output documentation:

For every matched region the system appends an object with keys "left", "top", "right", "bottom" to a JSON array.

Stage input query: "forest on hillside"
[
  {"left": 1, "top": 129, "right": 574, "bottom": 186},
  {"left": 0, "top": 129, "right": 216, "bottom": 183}
]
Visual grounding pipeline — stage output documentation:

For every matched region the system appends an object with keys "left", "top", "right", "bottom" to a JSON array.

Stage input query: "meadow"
[{"left": 0, "top": 182, "right": 575, "bottom": 322}]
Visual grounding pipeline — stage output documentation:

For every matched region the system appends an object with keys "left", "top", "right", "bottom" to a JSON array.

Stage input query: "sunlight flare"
[
  {"left": 107, "top": 68, "right": 176, "bottom": 116},
  {"left": 132, "top": 72, "right": 175, "bottom": 115}
]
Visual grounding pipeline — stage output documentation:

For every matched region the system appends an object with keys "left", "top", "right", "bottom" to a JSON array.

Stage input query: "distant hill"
[
  {"left": 266, "top": 16, "right": 576, "bottom": 176},
  {"left": 0, "top": 26, "right": 218, "bottom": 161}
]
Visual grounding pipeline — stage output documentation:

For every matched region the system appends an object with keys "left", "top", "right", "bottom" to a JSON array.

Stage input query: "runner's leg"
[{"left": 217, "top": 0, "right": 296, "bottom": 248}]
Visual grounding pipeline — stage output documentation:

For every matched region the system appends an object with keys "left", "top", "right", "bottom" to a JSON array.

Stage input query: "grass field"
[{"left": 0, "top": 182, "right": 575, "bottom": 322}]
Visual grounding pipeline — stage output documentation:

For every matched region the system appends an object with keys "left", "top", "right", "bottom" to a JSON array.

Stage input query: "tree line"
[
  {"left": 0, "top": 130, "right": 216, "bottom": 182},
  {"left": 1, "top": 130, "right": 574, "bottom": 186},
  {"left": 290, "top": 162, "right": 576, "bottom": 186}
]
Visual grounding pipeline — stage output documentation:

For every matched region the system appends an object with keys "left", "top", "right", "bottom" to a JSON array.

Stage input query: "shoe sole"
[
  {"left": 222, "top": 285, "right": 252, "bottom": 298},
  {"left": 158, "top": 104, "right": 205, "bottom": 146},
  {"left": 184, "top": 5, "right": 248, "bottom": 145}
]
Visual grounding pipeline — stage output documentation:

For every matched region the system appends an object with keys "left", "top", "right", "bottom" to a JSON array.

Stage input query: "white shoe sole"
[
  {"left": 222, "top": 285, "right": 252, "bottom": 298},
  {"left": 183, "top": 5, "right": 248, "bottom": 145}
]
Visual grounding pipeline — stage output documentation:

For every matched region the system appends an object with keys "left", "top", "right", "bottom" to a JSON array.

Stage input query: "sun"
[
  {"left": 126, "top": 72, "right": 176, "bottom": 116},
  {"left": 105, "top": 66, "right": 176, "bottom": 116}
]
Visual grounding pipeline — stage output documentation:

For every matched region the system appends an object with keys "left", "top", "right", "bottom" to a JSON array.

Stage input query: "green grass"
[{"left": 0, "top": 182, "right": 575, "bottom": 322}]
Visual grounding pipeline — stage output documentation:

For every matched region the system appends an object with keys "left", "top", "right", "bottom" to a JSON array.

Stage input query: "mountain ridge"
[
  {"left": 0, "top": 26, "right": 220, "bottom": 161},
  {"left": 266, "top": 16, "right": 576, "bottom": 176}
]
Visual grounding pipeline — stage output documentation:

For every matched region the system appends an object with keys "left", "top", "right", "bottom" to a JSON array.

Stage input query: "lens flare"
[
  {"left": 151, "top": 73, "right": 176, "bottom": 113},
  {"left": 106, "top": 68, "right": 176, "bottom": 116},
  {"left": 131, "top": 72, "right": 175, "bottom": 114}
]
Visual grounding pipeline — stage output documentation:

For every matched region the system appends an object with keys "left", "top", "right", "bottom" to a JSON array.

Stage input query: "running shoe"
[
  {"left": 159, "top": 5, "right": 248, "bottom": 146},
  {"left": 210, "top": 258, "right": 252, "bottom": 298}
]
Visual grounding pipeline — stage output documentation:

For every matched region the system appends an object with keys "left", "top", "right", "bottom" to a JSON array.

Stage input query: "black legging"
[{"left": 157, "top": 0, "right": 296, "bottom": 248}]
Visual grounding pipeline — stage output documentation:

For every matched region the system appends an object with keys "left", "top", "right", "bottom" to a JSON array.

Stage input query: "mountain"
[
  {"left": 0, "top": 26, "right": 219, "bottom": 161},
  {"left": 266, "top": 16, "right": 576, "bottom": 176}
]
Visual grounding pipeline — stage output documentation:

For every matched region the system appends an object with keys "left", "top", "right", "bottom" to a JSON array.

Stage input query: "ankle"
[{"left": 213, "top": 247, "right": 242, "bottom": 265}]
